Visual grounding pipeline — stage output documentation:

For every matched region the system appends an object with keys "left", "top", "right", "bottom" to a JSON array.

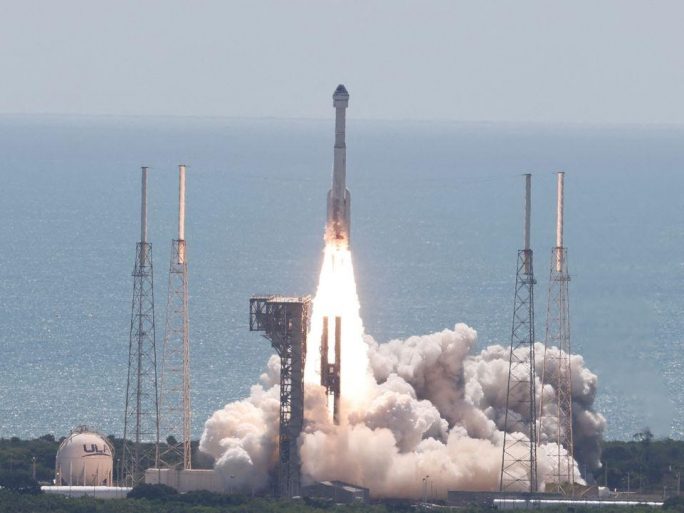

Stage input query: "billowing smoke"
[
  {"left": 200, "top": 247, "right": 606, "bottom": 499},
  {"left": 200, "top": 355, "right": 281, "bottom": 492}
]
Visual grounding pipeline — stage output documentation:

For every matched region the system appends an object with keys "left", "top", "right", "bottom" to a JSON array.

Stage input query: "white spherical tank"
[{"left": 55, "top": 427, "right": 114, "bottom": 486}]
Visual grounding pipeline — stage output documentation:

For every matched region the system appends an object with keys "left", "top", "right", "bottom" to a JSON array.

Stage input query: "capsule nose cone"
[{"left": 333, "top": 84, "right": 349, "bottom": 107}]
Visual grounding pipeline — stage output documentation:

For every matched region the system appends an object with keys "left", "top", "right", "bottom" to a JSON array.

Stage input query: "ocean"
[{"left": 0, "top": 115, "right": 682, "bottom": 441}]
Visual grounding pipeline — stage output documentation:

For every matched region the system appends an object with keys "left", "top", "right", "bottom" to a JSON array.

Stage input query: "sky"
[{"left": 1, "top": 1, "right": 683, "bottom": 124}]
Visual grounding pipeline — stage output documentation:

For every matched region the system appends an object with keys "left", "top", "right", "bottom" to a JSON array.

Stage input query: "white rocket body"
[{"left": 326, "top": 84, "right": 351, "bottom": 247}]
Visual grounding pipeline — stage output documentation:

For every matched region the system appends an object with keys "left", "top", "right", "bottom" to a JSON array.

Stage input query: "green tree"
[
  {"left": 127, "top": 483, "right": 178, "bottom": 500},
  {"left": 0, "top": 471, "right": 41, "bottom": 494}
]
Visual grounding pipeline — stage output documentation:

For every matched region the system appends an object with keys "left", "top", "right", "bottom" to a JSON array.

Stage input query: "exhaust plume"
[{"left": 201, "top": 248, "right": 605, "bottom": 498}]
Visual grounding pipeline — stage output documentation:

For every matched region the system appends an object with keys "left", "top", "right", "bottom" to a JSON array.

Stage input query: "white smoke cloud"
[
  {"left": 200, "top": 324, "right": 606, "bottom": 498},
  {"left": 200, "top": 355, "right": 281, "bottom": 492}
]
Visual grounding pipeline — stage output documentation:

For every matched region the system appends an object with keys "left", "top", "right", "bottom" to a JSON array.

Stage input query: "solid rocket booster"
[
  {"left": 320, "top": 316, "right": 341, "bottom": 424},
  {"left": 326, "top": 84, "right": 351, "bottom": 246}
]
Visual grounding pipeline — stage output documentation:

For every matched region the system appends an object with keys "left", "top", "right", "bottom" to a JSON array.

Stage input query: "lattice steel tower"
[
  {"left": 540, "top": 171, "right": 574, "bottom": 493},
  {"left": 123, "top": 166, "right": 160, "bottom": 485},
  {"left": 249, "top": 296, "right": 311, "bottom": 498},
  {"left": 159, "top": 164, "right": 192, "bottom": 470},
  {"left": 500, "top": 173, "right": 538, "bottom": 493}
]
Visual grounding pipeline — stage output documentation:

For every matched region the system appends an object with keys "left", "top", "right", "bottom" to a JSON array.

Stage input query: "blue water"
[{"left": 0, "top": 115, "right": 682, "bottom": 441}]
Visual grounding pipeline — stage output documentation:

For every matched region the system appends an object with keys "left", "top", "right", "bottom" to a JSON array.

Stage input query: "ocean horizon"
[{"left": 0, "top": 114, "right": 682, "bottom": 442}]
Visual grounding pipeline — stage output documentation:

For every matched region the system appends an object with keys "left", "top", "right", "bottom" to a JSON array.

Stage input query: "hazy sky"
[{"left": 1, "top": 1, "right": 683, "bottom": 123}]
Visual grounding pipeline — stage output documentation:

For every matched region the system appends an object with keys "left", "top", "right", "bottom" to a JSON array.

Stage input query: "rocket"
[{"left": 326, "top": 84, "right": 351, "bottom": 247}]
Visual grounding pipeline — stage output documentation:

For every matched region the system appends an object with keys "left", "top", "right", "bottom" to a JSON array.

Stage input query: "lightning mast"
[
  {"left": 500, "top": 173, "right": 538, "bottom": 493},
  {"left": 540, "top": 171, "right": 574, "bottom": 493},
  {"left": 159, "top": 164, "right": 192, "bottom": 470},
  {"left": 123, "top": 166, "right": 160, "bottom": 485}
]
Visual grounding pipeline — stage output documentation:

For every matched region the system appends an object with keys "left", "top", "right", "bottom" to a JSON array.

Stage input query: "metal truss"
[
  {"left": 159, "top": 239, "right": 191, "bottom": 470},
  {"left": 249, "top": 296, "right": 311, "bottom": 498},
  {"left": 123, "top": 241, "right": 160, "bottom": 485},
  {"left": 501, "top": 248, "right": 538, "bottom": 493},
  {"left": 540, "top": 245, "right": 574, "bottom": 494}
]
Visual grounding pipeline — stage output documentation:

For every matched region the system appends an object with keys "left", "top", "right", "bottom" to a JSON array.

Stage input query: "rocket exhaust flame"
[{"left": 305, "top": 244, "right": 371, "bottom": 420}]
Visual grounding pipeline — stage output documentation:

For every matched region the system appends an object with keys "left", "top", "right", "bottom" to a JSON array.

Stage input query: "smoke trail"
[{"left": 200, "top": 247, "right": 606, "bottom": 498}]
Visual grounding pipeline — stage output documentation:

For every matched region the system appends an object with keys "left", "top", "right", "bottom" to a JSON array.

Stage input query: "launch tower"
[
  {"left": 540, "top": 171, "right": 574, "bottom": 493},
  {"left": 123, "top": 166, "right": 160, "bottom": 485},
  {"left": 159, "top": 164, "right": 192, "bottom": 470},
  {"left": 250, "top": 295, "right": 311, "bottom": 498},
  {"left": 500, "top": 173, "right": 538, "bottom": 493}
]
